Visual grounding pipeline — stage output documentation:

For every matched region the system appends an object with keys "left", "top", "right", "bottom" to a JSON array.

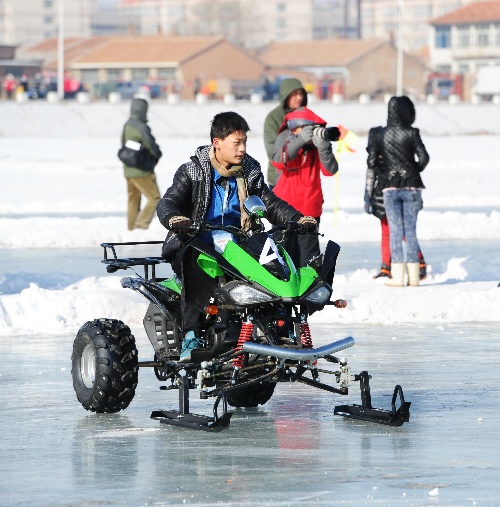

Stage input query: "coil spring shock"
[
  {"left": 300, "top": 322, "right": 313, "bottom": 349},
  {"left": 232, "top": 321, "right": 254, "bottom": 368}
]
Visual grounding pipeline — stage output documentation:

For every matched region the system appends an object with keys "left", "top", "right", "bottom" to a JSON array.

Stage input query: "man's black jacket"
[{"left": 157, "top": 145, "right": 300, "bottom": 261}]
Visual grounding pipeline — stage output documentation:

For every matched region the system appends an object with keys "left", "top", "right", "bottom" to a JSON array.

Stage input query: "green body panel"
[
  {"left": 222, "top": 241, "right": 317, "bottom": 297},
  {"left": 197, "top": 252, "right": 225, "bottom": 278},
  {"left": 159, "top": 277, "right": 182, "bottom": 294},
  {"left": 160, "top": 241, "right": 317, "bottom": 297}
]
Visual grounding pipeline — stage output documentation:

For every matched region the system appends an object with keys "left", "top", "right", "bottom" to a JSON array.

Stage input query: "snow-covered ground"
[{"left": 1, "top": 100, "right": 499, "bottom": 335}]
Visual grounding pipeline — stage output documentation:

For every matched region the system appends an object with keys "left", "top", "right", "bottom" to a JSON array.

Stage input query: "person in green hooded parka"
[{"left": 120, "top": 98, "right": 162, "bottom": 230}]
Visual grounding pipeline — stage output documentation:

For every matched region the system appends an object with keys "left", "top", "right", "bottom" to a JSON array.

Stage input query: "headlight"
[
  {"left": 227, "top": 284, "right": 274, "bottom": 305},
  {"left": 302, "top": 285, "right": 331, "bottom": 305}
]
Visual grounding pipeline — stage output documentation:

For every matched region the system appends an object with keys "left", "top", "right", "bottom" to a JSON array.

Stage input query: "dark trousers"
[{"left": 173, "top": 244, "right": 216, "bottom": 336}]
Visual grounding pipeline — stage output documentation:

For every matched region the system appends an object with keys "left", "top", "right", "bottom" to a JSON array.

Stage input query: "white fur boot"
[
  {"left": 385, "top": 263, "right": 405, "bottom": 287},
  {"left": 407, "top": 262, "right": 420, "bottom": 287}
]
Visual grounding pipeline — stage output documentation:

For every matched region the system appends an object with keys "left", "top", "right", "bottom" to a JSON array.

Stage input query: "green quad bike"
[{"left": 71, "top": 196, "right": 410, "bottom": 431}]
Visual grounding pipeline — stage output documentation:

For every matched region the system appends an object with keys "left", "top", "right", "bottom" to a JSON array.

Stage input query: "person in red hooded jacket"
[{"left": 272, "top": 107, "right": 340, "bottom": 268}]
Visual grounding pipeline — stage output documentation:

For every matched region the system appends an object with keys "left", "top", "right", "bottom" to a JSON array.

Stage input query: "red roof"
[{"left": 431, "top": 1, "right": 500, "bottom": 25}]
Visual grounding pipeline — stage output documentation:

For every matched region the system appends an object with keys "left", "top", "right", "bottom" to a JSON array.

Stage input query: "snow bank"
[{"left": 1, "top": 263, "right": 499, "bottom": 337}]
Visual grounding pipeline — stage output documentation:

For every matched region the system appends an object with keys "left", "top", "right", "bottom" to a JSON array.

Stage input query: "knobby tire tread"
[{"left": 71, "top": 318, "right": 138, "bottom": 413}]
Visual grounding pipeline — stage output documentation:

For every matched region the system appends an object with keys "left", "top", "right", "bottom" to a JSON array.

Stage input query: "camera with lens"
[{"left": 312, "top": 125, "right": 341, "bottom": 142}]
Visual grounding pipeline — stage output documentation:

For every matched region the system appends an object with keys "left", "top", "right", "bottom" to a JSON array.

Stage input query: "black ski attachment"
[
  {"left": 151, "top": 375, "right": 232, "bottom": 432},
  {"left": 334, "top": 371, "right": 411, "bottom": 426}
]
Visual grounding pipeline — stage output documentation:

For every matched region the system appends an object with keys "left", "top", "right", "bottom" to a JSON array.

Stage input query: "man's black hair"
[{"left": 210, "top": 111, "right": 250, "bottom": 141}]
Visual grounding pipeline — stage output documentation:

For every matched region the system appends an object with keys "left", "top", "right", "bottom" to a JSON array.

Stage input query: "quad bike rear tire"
[
  {"left": 71, "top": 319, "right": 138, "bottom": 413},
  {"left": 227, "top": 381, "right": 276, "bottom": 408}
]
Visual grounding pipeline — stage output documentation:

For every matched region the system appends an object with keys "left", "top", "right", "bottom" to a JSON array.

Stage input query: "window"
[
  {"left": 131, "top": 68, "right": 149, "bottom": 80},
  {"left": 415, "top": 37, "right": 427, "bottom": 48},
  {"left": 412, "top": 5, "right": 431, "bottom": 17},
  {"left": 476, "top": 23, "right": 489, "bottom": 47},
  {"left": 495, "top": 24, "right": 500, "bottom": 46},
  {"left": 276, "top": 18, "right": 286, "bottom": 29},
  {"left": 385, "top": 22, "right": 398, "bottom": 35},
  {"left": 436, "top": 64, "right": 451, "bottom": 73},
  {"left": 44, "top": 0, "right": 53, "bottom": 6},
  {"left": 458, "top": 63, "right": 469, "bottom": 74},
  {"left": 157, "top": 68, "right": 176, "bottom": 80},
  {"left": 277, "top": 2, "right": 286, "bottom": 12},
  {"left": 44, "top": 16, "right": 53, "bottom": 24},
  {"left": 382, "top": 6, "right": 398, "bottom": 17},
  {"left": 81, "top": 69, "right": 98, "bottom": 83},
  {"left": 435, "top": 26, "right": 450, "bottom": 48},
  {"left": 456, "top": 25, "right": 470, "bottom": 48},
  {"left": 107, "top": 69, "right": 123, "bottom": 82}
]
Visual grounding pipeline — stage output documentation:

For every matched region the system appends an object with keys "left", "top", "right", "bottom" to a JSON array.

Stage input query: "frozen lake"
[{"left": 1, "top": 321, "right": 499, "bottom": 506}]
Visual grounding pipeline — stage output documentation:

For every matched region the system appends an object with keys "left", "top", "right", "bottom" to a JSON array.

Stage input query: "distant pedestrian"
[
  {"left": 263, "top": 78, "right": 307, "bottom": 189},
  {"left": 20, "top": 74, "right": 28, "bottom": 92},
  {"left": 367, "top": 96, "right": 429, "bottom": 287},
  {"left": 193, "top": 76, "right": 201, "bottom": 98},
  {"left": 364, "top": 126, "right": 427, "bottom": 280},
  {"left": 3, "top": 74, "right": 16, "bottom": 100},
  {"left": 119, "top": 98, "right": 162, "bottom": 230},
  {"left": 207, "top": 77, "right": 217, "bottom": 99}
]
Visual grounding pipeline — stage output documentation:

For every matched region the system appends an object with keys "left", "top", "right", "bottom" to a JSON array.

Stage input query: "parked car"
[
  {"left": 114, "top": 81, "right": 161, "bottom": 100},
  {"left": 425, "top": 73, "right": 463, "bottom": 100},
  {"left": 473, "top": 67, "right": 500, "bottom": 101},
  {"left": 27, "top": 76, "right": 84, "bottom": 100}
]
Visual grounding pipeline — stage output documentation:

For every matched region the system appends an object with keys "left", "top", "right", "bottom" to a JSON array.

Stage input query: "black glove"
[
  {"left": 364, "top": 190, "right": 373, "bottom": 214},
  {"left": 168, "top": 216, "right": 192, "bottom": 231},
  {"left": 297, "top": 216, "right": 317, "bottom": 232},
  {"left": 298, "top": 125, "right": 314, "bottom": 144}
]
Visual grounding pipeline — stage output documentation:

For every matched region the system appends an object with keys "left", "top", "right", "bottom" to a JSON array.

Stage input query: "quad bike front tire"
[
  {"left": 71, "top": 319, "right": 138, "bottom": 413},
  {"left": 227, "top": 381, "right": 276, "bottom": 408}
]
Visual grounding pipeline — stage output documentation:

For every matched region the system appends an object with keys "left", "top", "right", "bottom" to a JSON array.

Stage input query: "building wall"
[
  {"left": 116, "top": 0, "right": 363, "bottom": 48},
  {"left": 69, "top": 39, "right": 267, "bottom": 100},
  {"left": 0, "top": 0, "right": 92, "bottom": 48},
  {"left": 362, "top": 0, "right": 471, "bottom": 53},
  {"left": 313, "top": 0, "right": 360, "bottom": 39},
  {"left": 172, "top": 42, "right": 267, "bottom": 99},
  {"left": 347, "top": 43, "right": 426, "bottom": 98},
  {"left": 430, "top": 20, "right": 500, "bottom": 74}
]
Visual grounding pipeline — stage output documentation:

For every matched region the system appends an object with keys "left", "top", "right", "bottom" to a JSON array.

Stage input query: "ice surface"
[{"left": 1, "top": 324, "right": 499, "bottom": 506}]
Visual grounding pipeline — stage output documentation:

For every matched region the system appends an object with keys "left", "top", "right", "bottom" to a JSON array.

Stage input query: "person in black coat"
[
  {"left": 364, "top": 126, "right": 427, "bottom": 280},
  {"left": 366, "top": 96, "right": 429, "bottom": 287}
]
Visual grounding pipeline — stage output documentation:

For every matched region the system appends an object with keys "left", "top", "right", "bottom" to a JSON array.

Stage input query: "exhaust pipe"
[{"left": 242, "top": 336, "right": 355, "bottom": 361}]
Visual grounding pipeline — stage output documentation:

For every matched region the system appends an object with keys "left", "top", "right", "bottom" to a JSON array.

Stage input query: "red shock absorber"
[
  {"left": 300, "top": 322, "right": 313, "bottom": 349},
  {"left": 232, "top": 321, "right": 254, "bottom": 368}
]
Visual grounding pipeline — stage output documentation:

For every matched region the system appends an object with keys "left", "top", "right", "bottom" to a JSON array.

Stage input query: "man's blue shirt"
[{"left": 199, "top": 169, "right": 241, "bottom": 245}]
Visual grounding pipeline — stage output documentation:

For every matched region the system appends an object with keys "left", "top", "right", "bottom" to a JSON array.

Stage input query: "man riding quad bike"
[{"left": 71, "top": 112, "right": 410, "bottom": 431}]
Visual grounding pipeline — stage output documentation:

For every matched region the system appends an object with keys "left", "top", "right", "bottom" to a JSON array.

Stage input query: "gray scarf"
[{"left": 209, "top": 146, "right": 251, "bottom": 230}]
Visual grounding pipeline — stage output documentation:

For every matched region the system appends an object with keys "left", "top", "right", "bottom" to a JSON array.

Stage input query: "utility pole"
[
  {"left": 344, "top": 0, "right": 349, "bottom": 38},
  {"left": 396, "top": 0, "right": 404, "bottom": 95},
  {"left": 57, "top": 0, "right": 64, "bottom": 100},
  {"left": 357, "top": 0, "right": 362, "bottom": 38}
]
